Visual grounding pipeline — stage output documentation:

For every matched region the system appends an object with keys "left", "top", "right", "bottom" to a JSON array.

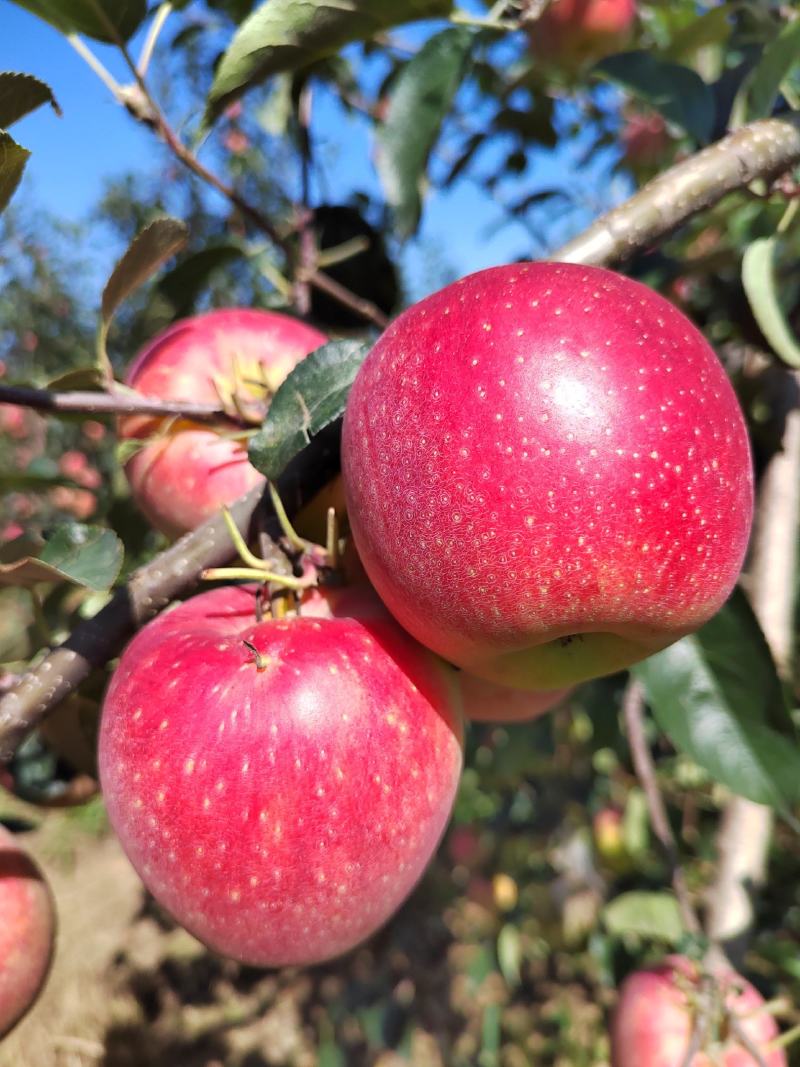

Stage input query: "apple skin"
[
  {"left": 611, "top": 955, "right": 786, "bottom": 1067},
  {"left": 0, "top": 825, "right": 55, "bottom": 1037},
  {"left": 120, "top": 308, "right": 327, "bottom": 539},
  {"left": 459, "top": 671, "right": 571, "bottom": 723},
  {"left": 527, "top": 0, "right": 636, "bottom": 72},
  {"left": 98, "top": 584, "right": 463, "bottom": 968},
  {"left": 342, "top": 262, "right": 754, "bottom": 690}
]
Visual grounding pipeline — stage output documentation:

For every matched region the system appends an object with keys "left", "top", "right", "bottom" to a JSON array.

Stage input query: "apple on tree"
[
  {"left": 526, "top": 0, "right": 637, "bottom": 72},
  {"left": 0, "top": 824, "right": 56, "bottom": 1037},
  {"left": 119, "top": 308, "right": 327, "bottom": 539},
  {"left": 342, "top": 262, "right": 754, "bottom": 690},
  {"left": 459, "top": 671, "right": 572, "bottom": 723},
  {"left": 611, "top": 954, "right": 787, "bottom": 1066},
  {"left": 98, "top": 583, "right": 464, "bottom": 967}
]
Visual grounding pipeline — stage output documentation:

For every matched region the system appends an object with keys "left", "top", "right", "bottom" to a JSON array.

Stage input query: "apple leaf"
[
  {"left": 157, "top": 244, "right": 245, "bottom": 318},
  {"left": 7, "top": 0, "right": 147, "bottom": 43},
  {"left": 98, "top": 217, "right": 188, "bottom": 368},
  {"left": 0, "top": 72, "right": 61, "bottom": 128},
  {"left": 376, "top": 27, "right": 473, "bottom": 239},
  {"left": 0, "top": 524, "right": 123, "bottom": 591},
  {"left": 740, "top": 16, "right": 800, "bottom": 121},
  {"left": 663, "top": 4, "right": 734, "bottom": 62},
  {"left": 0, "top": 130, "right": 31, "bottom": 215},
  {"left": 204, "top": 0, "right": 454, "bottom": 127},
  {"left": 634, "top": 589, "right": 800, "bottom": 811},
  {"left": 742, "top": 237, "right": 800, "bottom": 369},
  {"left": 593, "top": 52, "right": 715, "bottom": 144},
  {"left": 603, "top": 891, "right": 684, "bottom": 944},
  {"left": 249, "top": 339, "right": 370, "bottom": 482}
]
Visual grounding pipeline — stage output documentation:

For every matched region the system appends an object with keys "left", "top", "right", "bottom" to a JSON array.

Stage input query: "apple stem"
[
  {"left": 728, "top": 1014, "right": 768, "bottom": 1067},
  {"left": 268, "top": 483, "right": 309, "bottom": 554},
  {"left": 201, "top": 566, "right": 314, "bottom": 591},
  {"left": 220, "top": 506, "right": 275, "bottom": 573},
  {"left": 768, "top": 1022, "right": 800, "bottom": 1052},
  {"left": 241, "top": 639, "right": 270, "bottom": 672},
  {"left": 326, "top": 507, "right": 340, "bottom": 569}
]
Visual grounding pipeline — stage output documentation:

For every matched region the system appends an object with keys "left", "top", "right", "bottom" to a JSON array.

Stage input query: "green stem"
[
  {"left": 138, "top": 1, "right": 172, "bottom": 77},
  {"left": 201, "top": 566, "right": 313, "bottom": 591},
  {"left": 268, "top": 483, "right": 308, "bottom": 553}
]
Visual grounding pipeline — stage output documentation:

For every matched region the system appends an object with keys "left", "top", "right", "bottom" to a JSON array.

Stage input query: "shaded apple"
[
  {"left": 0, "top": 825, "right": 55, "bottom": 1037},
  {"left": 611, "top": 954, "right": 787, "bottom": 1066},
  {"left": 98, "top": 583, "right": 463, "bottom": 967},
  {"left": 120, "top": 308, "right": 327, "bottom": 538},
  {"left": 526, "top": 0, "right": 636, "bottom": 72},
  {"left": 342, "top": 262, "right": 754, "bottom": 689}
]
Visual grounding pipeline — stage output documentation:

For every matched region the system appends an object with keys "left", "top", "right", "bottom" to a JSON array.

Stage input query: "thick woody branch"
[
  {"left": 0, "top": 384, "right": 243, "bottom": 425},
  {"left": 553, "top": 115, "right": 800, "bottom": 266}
]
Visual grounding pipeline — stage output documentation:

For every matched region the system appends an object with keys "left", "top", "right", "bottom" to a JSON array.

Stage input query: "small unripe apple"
[
  {"left": 120, "top": 308, "right": 327, "bottom": 538},
  {"left": 99, "top": 584, "right": 463, "bottom": 967},
  {"left": 622, "top": 110, "right": 671, "bottom": 171},
  {"left": 342, "top": 262, "right": 753, "bottom": 690},
  {"left": 0, "top": 825, "right": 56, "bottom": 1036},
  {"left": 459, "top": 671, "right": 571, "bottom": 723},
  {"left": 611, "top": 955, "right": 786, "bottom": 1066},
  {"left": 527, "top": 0, "right": 636, "bottom": 72}
]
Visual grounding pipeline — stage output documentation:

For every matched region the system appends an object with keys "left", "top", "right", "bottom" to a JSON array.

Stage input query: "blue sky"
[{"left": 0, "top": 3, "right": 624, "bottom": 300}]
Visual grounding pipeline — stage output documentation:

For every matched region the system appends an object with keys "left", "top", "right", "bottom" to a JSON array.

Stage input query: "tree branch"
[
  {"left": 622, "top": 678, "right": 701, "bottom": 935},
  {"left": 553, "top": 115, "right": 800, "bottom": 266},
  {"left": 0, "top": 384, "right": 245, "bottom": 425}
]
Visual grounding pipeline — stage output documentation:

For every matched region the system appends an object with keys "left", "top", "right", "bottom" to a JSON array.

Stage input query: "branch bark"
[{"left": 0, "top": 384, "right": 244, "bottom": 424}]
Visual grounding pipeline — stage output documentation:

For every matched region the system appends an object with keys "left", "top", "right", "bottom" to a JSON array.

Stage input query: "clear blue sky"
[{"left": 0, "top": 3, "right": 624, "bottom": 300}]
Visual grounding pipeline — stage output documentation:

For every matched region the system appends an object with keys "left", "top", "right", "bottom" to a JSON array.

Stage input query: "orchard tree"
[{"left": 1, "top": 0, "right": 800, "bottom": 1063}]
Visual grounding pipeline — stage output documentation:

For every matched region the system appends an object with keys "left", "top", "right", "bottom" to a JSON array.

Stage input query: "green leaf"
[
  {"left": 249, "top": 339, "right": 369, "bottom": 481},
  {"left": 742, "top": 17, "right": 800, "bottom": 121},
  {"left": 594, "top": 51, "right": 715, "bottom": 144},
  {"left": 98, "top": 217, "right": 188, "bottom": 367},
  {"left": 663, "top": 4, "right": 735, "bottom": 62},
  {"left": 376, "top": 27, "right": 473, "bottom": 239},
  {"left": 742, "top": 237, "right": 800, "bottom": 369},
  {"left": 0, "top": 72, "right": 61, "bottom": 128},
  {"left": 634, "top": 590, "right": 800, "bottom": 810},
  {"left": 497, "top": 924, "right": 521, "bottom": 988},
  {"left": 204, "top": 0, "right": 454, "bottom": 126},
  {"left": 157, "top": 245, "right": 245, "bottom": 318},
  {"left": 0, "top": 524, "right": 123, "bottom": 591},
  {"left": 8, "top": 0, "right": 147, "bottom": 43},
  {"left": 603, "top": 891, "right": 684, "bottom": 944},
  {"left": 0, "top": 130, "right": 30, "bottom": 215}
]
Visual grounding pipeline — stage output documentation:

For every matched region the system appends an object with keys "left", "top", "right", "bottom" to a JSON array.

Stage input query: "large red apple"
[
  {"left": 0, "top": 825, "right": 55, "bottom": 1037},
  {"left": 526, "top": 0, "right": 636, "bottom": 72},
  {"left": 611, "top": 955, "right": 786, "bottom": 1066},
  {"left": 98, "top": 583, "right": 463, "bottom": 967},
  {"left": 342, "top": 262, "right": 754, "bottom": 690},
  {"left": 120, "top": 308, "right": 327, "bottom": 538}
]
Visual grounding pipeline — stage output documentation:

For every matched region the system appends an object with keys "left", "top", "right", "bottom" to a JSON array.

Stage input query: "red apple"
[
  {"left": 120, "top": 308, "right": 327, "bottom": 538},
  {"left": 527, "top": 0, "right": 636, "bottom": 72},
  {"left": 459, "top": 671, "right": 571, "bottom": 723},
  {"left": 342, "top": 262, "right": 754, "bottom": 690},
  {"left": 622, "top": 110, "right": 671, "bottom": 171},
  {"left": 611, "top": 955, "right": 787, "bottom": 1066},
  {"left": 0, "top": 825, "right": 55, "bottom": 1037},
  {"left": 98, "top": 583, "right": 463, "bottom": 967}
]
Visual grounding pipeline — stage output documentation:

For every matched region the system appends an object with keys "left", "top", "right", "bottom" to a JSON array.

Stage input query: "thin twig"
[
  {"left": 622, "top": 678, "right": 702, "bottom": 935},
  {"left": 137, "top": 1, "right": 173, "bottom": 78},
  {"left": 65, "top": 34, "right": 122, "bottom": 96},
  {"left": 293, "top": 81, "right": 315, "bottom": 318},
  {"left": 0, "top": 384, "right": 246, "bottom": 425}
]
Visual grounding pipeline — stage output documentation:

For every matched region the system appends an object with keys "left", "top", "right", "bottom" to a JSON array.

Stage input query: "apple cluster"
[{"left": 50, "top": 259, "right": 759, "bottom": 1057}]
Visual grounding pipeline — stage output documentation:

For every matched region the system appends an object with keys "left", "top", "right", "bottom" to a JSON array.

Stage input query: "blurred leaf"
[
  {"left": 157, "top": 244, "right": 245, "bottom": 318},
  {"left": 741, "top": 17, "right": 800, "bottom": 121},
  {"left": 663, "top": 4, "right": 734, "bottom": 62},
  {"left": 204, "top": 0, "right": 454, "bottom": 126},
  {"left": 634, "top": 590, "right": 800, "bottom": 810},
  {"left": 603, "top": 891, "right": 684, "bottom": 944},
  {"left": 99, "top": 217, "right": 188, "bottom": 365},
  {"left": 46, "top": 365, "right": 106, "bottom": 390},
  {"left": 742, "top": 237, "right": 800, "bottom": 368},
  {"left": 594, "top": 51, "right": 715, "bottom": 143},
  {"left": 497, "top": 923, "right": 522, "bottom": 988},
  {"left": 8, "top": 0, "right": 146, "bottom": 43},
  {"left": 249, "top": 339, "right": 369, "bottom": 481},
  {"left": 377, "top": 27, "right": 472, "bottom": 239},
  {"left": 0, "top": 72, "right": 61, "bottom": 127},
  {"left": 0, "top": 524, "right": 123, "bottom": 591},
  {"left": 0, "top": 130, "right": 30, "bottom": 215},
  {"left": 622, "top": 788, "right": 649, "bottom": 857}
]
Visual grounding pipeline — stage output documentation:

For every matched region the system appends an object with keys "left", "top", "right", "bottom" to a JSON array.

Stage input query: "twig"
[
  {"left": 293, "top": 82, "right": 315, "bottom": 318},
  {"left": 0, "top": 384, "right": 246, "bottom": 425},
  {"left": 65, "top": 34, "right": 122, "bottom": 96},
  {"left": 552, "top": 115, "right": 800, "bottom": 266},
  {"left": 622, "top": 678, "right": 701, "bottom": 935},
  {"left": 137, "top": 2, "right": 172, "bottom": 78}
]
